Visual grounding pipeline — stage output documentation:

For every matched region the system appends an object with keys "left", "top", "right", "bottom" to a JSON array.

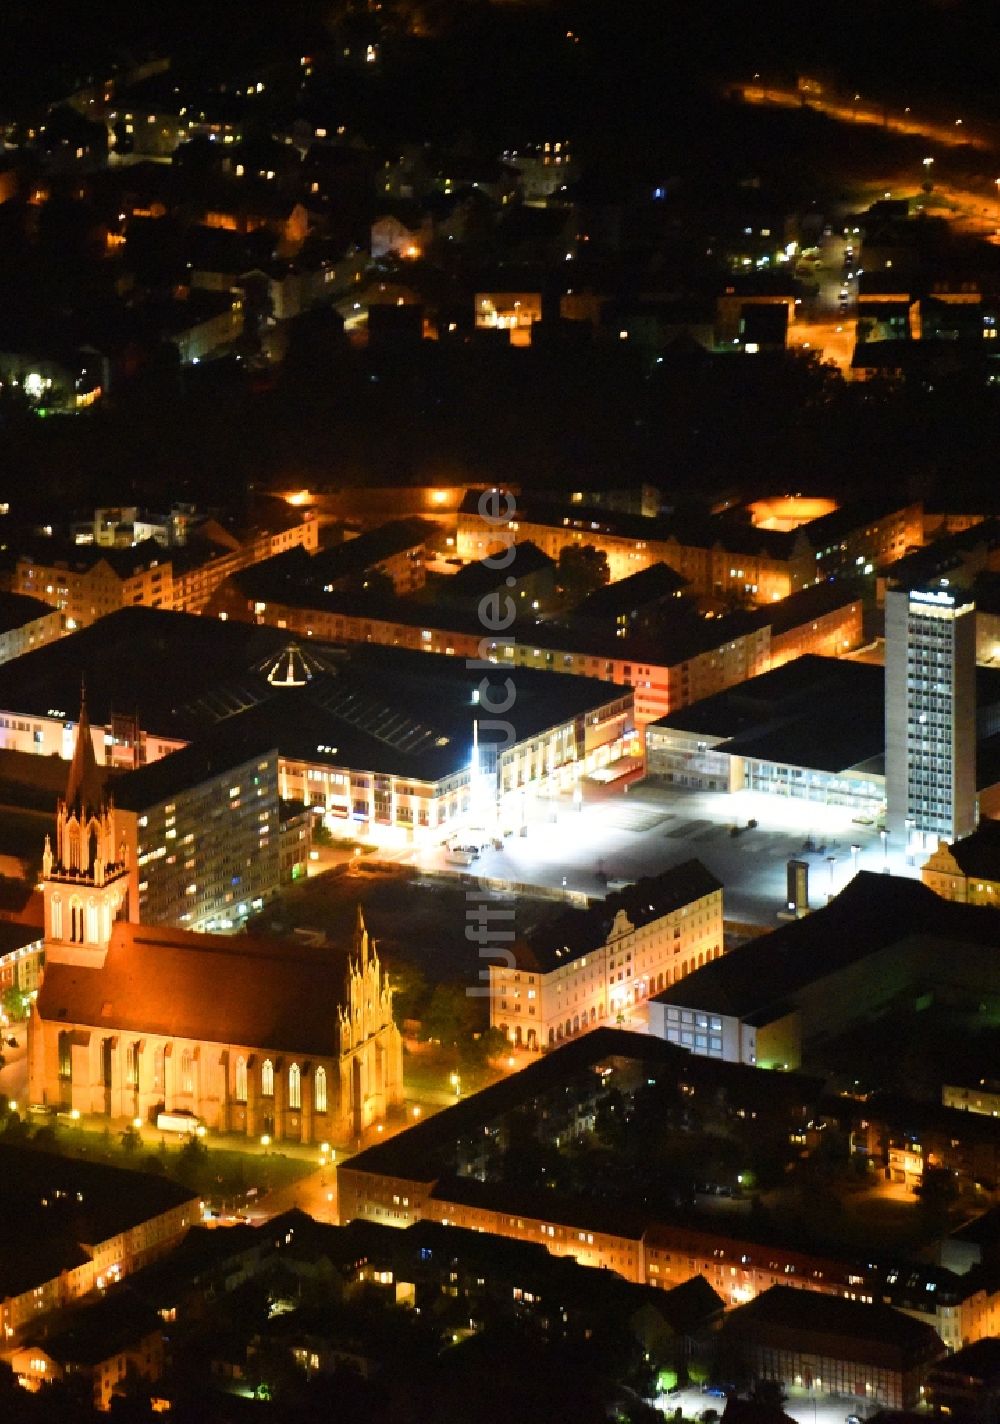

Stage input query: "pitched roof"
[
  {"left": 942, "top": 816, "right": 1000, "bottom": 880},
  {"left": 36, "top": 921, "right": 352, "bottom": 1056},
  {"left": 33, "top": 1289, "right": 161, "bottom": 1365},
  {"left": 64, "top": 694, "right": 105, "bottom": 815},
  {"left": 724, "top": 1284, "right": 944, "bottom": 1368},
  {"left": 0, "top": 591, "right": 55, "bottom": 633},
  {"left": 571, "top": 560, "right": 688, "bottom": 618},
  {"left": 0, "top": 1145, "right": 195, "bottom": 1299},
  {"left": 516, "top": 860, "right": 721, "bottom": 972}
]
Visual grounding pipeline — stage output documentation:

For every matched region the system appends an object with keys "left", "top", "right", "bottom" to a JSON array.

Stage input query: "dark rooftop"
[
  {"left": 651, "top": 872, "right": 1000, "bottom": 1020},
  {"left": 437, "top": 541, "right": 555, "bottom": 602},
  {"left": 650, "top": 655, "right": 885, "bottom": 773},
  {"left": 515, "top": 860, "right": 720, "bottom": 972},
  {"left": 725, "top": 1285, "right": 944, "bottom": 1367},
  {"left": 0, "top": 1145, "right": 196, "bottom": 1299},
  {"left": 32, "top": 1289, "right": 161, "bottom": 1366},
  {"left": 936, "top": 815, "right": 1000, "bottom": 880},
  {"left": 0, "top": 609, "right": 628, "bottom": 783},
  {"left": 570, "top": 561, "right": 688, "bottom": 619},
  {"left": 341, "top": 1026, "right": 819, "bottom": 1185},
  {"left": 927, "top": 1335, "right": 1000, "bottom": 1384},
  {"left": 0, "top": 591, "right": 56, "bottom": 634}
]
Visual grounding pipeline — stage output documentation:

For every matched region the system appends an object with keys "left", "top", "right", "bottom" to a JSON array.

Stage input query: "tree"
[
  {"left": 557, "top": 544, "right": 610, "bottom": 603},
  {"left": 120, "top": 1124, "right": 141, "bottom": 1155},
  {"left": 176, "top": 1134, "right": 209, "bottom": 1189},
  {"left": 386, "top": 960, "right": 429, "bottom": 1024},
  {"left": 917, "top": 1165, "right": 958, "bottom": 1231},
  {"left": 460, "top": 1025, "right": 508, "bottom": 1070},
  {"left": 1, "top": 986, "right": 28, "bottom": 1022},
  {"left": 422, "top": 984, "right": 481, "bottom": 1048}
]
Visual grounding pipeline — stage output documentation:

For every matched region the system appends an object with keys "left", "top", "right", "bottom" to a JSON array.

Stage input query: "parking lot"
[{"left": 412, "top": 781, "right": 913, "bottom": 926}]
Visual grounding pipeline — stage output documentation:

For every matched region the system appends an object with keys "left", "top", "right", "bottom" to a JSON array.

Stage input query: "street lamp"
[
  {"left": 850, "top": 843, "right": 861, "bottom": 877},
  {"left": 880, "top": 827, "right": 889, "bottom": 873},
  {"left": 922, "top": 156, "right": 934, "bottom": 169}
]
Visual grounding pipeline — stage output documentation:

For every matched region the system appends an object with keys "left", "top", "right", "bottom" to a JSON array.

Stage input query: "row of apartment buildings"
[
  {"left": 7, "top": 506, "right": 318, "bottom": 628},
  {"left": 455, "top": 491, "right": 923, "bottom": 602},
  {"left": 336, "top": 1031, "right": 1000, "bottom": 1357},
  {"left": 209, "top": 558, "right": 864, "bottom": 725}
]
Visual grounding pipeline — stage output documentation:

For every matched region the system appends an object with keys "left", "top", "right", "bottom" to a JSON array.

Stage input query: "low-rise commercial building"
[
  {"left": 645, "top": 655, "right": 886, "bottom": 812},
  {"left": 647, "top": 873, "right": 1000, "bottom": 1070},
  {"left": 0, "top": 608, "right": 635, "bottom": 849},
  {"left": 722, "top": 1285, "right": 945, "bottom": 1409}
]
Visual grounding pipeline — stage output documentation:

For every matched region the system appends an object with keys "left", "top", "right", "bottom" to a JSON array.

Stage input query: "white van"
[{"left": 447, "top": 849, "right": 477, "bottom": 866}]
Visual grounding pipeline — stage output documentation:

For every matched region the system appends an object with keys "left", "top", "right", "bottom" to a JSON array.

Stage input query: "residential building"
[
  {"left": 943, "top": 1080, "right": 1000, "bottom": 1119},
  {"left": 0, "top": 593, "right": 66, "bottom": 665},
  {"left": 0, "top": 1145, "right": 196, "bottom": 1343},
  {"left": 490, "top": 860, "right": 723, "bottom": 1050},
  {"left": 9, "top": 1293, "right": 164, "bottom": 1411},
  {"left": 12, "top": 504, "right": 317, "bottom": 626},
  {"left": 853, "top": 1096, "right": 1000, "bottom": 1202},
  {"left": 112, "top": 736, "right": 282, "bottom": 934},
  {"left": 925, "top": 1337, "right": 1000, "bottom": 1423},
  {"left": 14, "top": 539, "right": 173, "bottom": 629},
  {"left": 568, "top": 561, "right": 687, "bottom": 636},
  {"left": 922, "top": 817, "right": 1000, "bottom": 904},
  {"left": 885, "top": 583, "right": 977, "bottom": 848},
  {"left": 28, "top": 907, "right": 403, "bottom": 1145},
  {"left": 431, "top": 541, "right": 557, "bottom": 616},
  {"left": 0, "top": 922, "right": 44, "bottom": 998},
  {"left": 456, "top": 492, "right": 814, "bottom": 601}
]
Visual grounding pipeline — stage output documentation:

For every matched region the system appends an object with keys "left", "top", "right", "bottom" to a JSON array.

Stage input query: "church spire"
[
  {"left": 64, "top": 684, "right": 105, "bottom": 815},
  {"left": 354, "top": 902, "right": 369, "bottom": 962}
]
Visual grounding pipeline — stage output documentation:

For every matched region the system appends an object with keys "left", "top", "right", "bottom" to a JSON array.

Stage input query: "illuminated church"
[{"left": 28, "top": 705, "right": 403, "bottom": 1143}]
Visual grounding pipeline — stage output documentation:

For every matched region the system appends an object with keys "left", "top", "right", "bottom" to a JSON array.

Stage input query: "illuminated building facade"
[
  {"left": 0, "top": 1145, "right": 196, "bottom": 1344},
  {"left": 490, "top": 861, "right": 723, "bottom": 1050},
  {"left": 212, "top": 562, "right": 862, "bottom": 726},
  {"left": 29, "top": 907, "right": 402, "bottom": 1145},
  {"left": 885, "top": 584, "right": 977, "bottom": 848},
  {"left": 921, "top": 816, "right": 1000, "bottom": 904},
  {"left": 113, "top": 743, "right": 282, "bottom": 933}
]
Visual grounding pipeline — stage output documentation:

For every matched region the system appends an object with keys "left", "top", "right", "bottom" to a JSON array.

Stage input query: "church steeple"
[
  {"left": 42, "top": 687, "right": 131, "bottom": 963},
  {"left": 64, "top": 683, "right": 105, "bottom": 817}
]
